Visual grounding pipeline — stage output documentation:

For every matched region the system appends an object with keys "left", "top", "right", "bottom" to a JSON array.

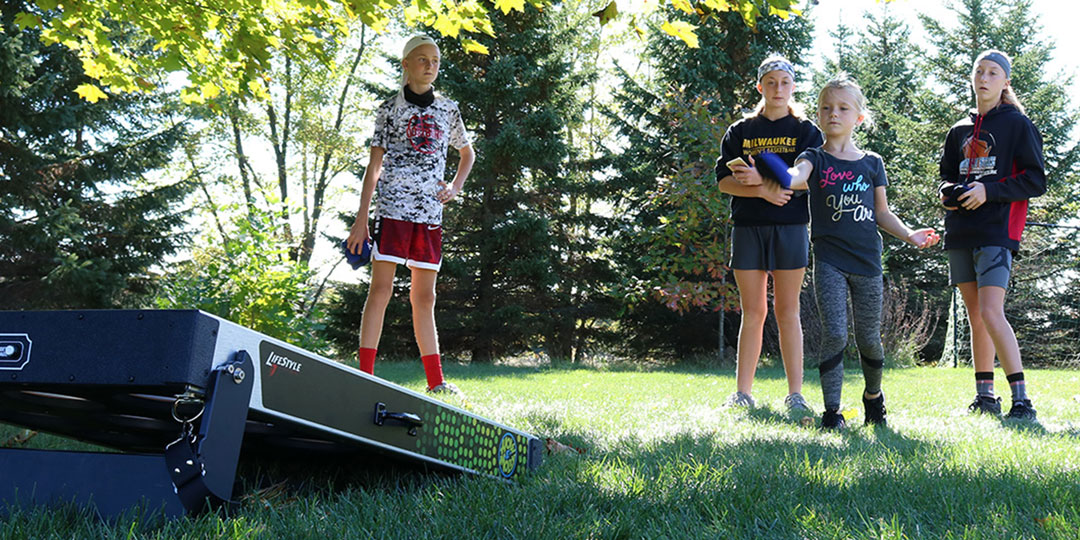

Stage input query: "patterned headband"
[{"left": 757, "top": 59, "right": 796, "bottom": 82}]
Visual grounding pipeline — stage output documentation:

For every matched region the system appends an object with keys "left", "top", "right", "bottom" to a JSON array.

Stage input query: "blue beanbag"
[
  {"left": 341, "top": 239, "right": 371, "bottom": 269},
  {"left": 755, "top": 151, "right": 792, "bottom": 189},
  {"left": 941, "top": 183, "right": 970, "bottom": 208}
]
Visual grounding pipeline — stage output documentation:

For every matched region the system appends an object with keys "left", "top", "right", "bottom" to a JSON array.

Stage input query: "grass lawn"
[{"left": 2, "top": 363, "right": 1080, "bottom": 539}]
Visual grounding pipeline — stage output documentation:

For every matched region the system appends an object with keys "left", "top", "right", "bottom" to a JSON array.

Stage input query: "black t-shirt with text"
[{"left": 715, "top": 114, "right": 823, "bottom": 227}]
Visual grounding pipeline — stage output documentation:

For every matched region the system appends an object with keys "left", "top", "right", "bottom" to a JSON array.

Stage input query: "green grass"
[{"left": 3, "top": 364, "right": 1080, "bottom": 539}]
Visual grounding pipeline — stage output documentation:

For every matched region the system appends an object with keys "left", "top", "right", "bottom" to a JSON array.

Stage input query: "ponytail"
[{"left": 1001, "top": 85, "right": 1026, "bottom": 115}]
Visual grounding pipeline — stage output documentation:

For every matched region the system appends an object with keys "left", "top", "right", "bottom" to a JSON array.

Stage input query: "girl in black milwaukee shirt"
[
  {"left": 939, "top": 49, "right": 1046, "bottom": 420},
  {"left": 715, "top": 55, "right": 823, "bottom": 412}
]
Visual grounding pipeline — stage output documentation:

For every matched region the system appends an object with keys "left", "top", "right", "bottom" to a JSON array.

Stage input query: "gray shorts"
[
  {"left": 730, "top": 224, "right": 809, "bottom": 271},
  {"left": 948, "top": 247, "right": 1012, "bottom": 289}
]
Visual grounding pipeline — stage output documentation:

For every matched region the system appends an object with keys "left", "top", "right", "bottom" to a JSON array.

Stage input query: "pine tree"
[
  {"left": 0, "top": 2, "right": 190, "bottom": 308},
  {"left": 820, "top": 8, "right": 922, "bottom": 163},
  {"left": 525, "top": 0, "right": 624, "bottom": 363},
  {"left": 433, "top": 3, "right": 593, "bottom": 362}
]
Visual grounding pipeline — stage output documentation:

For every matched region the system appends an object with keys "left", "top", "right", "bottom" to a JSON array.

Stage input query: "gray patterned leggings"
[{"left": 813, "top": 259, "right": 885, "bottom": 412}]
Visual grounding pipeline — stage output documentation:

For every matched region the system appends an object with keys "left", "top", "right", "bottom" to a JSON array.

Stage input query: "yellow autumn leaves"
[{"left": 19, "top": 0, "right": 806, "bottom": 103}]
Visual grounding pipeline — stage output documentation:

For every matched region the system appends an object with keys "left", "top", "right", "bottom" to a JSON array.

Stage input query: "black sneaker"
[
  {"left": 968, "top": 394, "right": 1002, "bottom": 415},
  {"left": 1005, "top": 399, "right": 1037, "bottom": 421},
  {"left": 863, "top": 393, "right": 887, "bottom": 426},
  {"left": 821, "top": 409, "right": 846, "bottom": 430}
]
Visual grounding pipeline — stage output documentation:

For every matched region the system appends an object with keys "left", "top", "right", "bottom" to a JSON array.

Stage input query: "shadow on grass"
[
  {"left": 1001, "top": 417, "right": 1051, "bottom": 436},
  {"left": 234, "top": 450, "right": 456, "bottom": 503},
  {"left": 5, "top": 416, "right": 1078, "bottom": 539},
  {"left": 523, "top": 425, "right": 1080, "bottom": 538},
  {"left": 236, "top": 418, "right": 1079, "bottom": 537},
  {"left": 999, "top": 417, "right": 1080, "bottom": 443}
]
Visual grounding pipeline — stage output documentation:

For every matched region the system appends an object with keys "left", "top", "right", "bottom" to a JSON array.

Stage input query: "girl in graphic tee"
[
  {"left": 785, "top": 75, "right": 938, "bottom": 429},
  {"left": 345, "top": 35, "right": 475, "bottom": 395}
]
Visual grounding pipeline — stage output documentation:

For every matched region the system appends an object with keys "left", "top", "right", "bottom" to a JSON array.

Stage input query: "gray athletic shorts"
[
  {"left": 730, "top": 224, "right": 809, "bottom": 271},
  {"left": 948, "top": 246, "right": 1012, "bottom": 289}
]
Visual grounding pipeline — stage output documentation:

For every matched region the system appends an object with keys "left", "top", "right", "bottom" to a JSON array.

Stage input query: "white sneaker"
[
  {"left": 725, "top": 391, "right": 756, "bottom": 408},
  {"left": 427, "top": 381, "right": 463, "bottom": 397},
  {"left": 784, "top": 392, "right": 812, "bottom": 412}
]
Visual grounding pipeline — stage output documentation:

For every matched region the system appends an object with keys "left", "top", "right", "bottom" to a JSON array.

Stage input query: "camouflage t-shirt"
[{"left": 371, "top": 92, "right": 471, "bottom": 225}]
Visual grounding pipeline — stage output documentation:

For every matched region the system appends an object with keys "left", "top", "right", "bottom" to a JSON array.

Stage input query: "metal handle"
[{"left": 374, "top": 402, "right": 423, "bottom": 436}]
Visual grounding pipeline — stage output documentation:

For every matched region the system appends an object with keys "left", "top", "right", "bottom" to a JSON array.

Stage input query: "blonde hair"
[
  {"left": 747, "top": 55, "right": 807, "bottom": 121},
  {"left": 750, "top": 98, "right": 807, "bottom": 121},
  {"left": 1000, "top": 86, "right": 1026, "bottom": 114},
  {"left": 817, "top": 73, "right": 875, "bottom": 129}
]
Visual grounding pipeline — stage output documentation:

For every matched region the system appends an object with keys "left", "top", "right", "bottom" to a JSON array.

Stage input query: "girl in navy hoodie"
[{"left": 939, "top": 50, "right": 1046, "bottom": 420}]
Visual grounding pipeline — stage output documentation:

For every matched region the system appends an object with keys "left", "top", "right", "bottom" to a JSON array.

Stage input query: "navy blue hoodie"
[{"left": 939, "top": 103, "right": 1046, "bottom": 251}]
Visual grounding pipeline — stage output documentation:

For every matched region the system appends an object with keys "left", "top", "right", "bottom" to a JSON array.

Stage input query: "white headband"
[
  {"left": 403, "top": 35, "right": 440, "bottom": 60},
  {"left": 400, "top": 35, "right": 440, "bottom": 88}
]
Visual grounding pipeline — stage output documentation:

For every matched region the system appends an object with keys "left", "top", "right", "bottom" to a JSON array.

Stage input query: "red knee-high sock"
[
  {"left": 421, "top": 353, "right": 444, "bottom": 390},
  {"left": 358, "top": 347, "right": 377, "bottom": 375}
]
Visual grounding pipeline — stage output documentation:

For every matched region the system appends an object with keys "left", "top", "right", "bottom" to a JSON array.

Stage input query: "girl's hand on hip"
[{"left": 437, "top": 181, "right": 460, "bottom": 204}]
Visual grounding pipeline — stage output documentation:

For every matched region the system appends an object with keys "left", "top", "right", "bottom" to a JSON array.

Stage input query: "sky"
[{"left": 807, "top": 0, "right": 1080, "bottom": 100}]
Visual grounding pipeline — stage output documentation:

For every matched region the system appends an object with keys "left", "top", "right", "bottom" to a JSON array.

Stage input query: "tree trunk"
[
  {"left": 228, "top": 105, "right": 254, "bottom": 218},
  {"left": 300, "top": 28, "right": 368, "bottom": 265},
  {"left": 267, "top": 56, "right": 294, "bottom": 254},
  {"left": 184, "top": 141, "right": 228, "bottom": 244},
  {"left": 472, "top": 174, "right": 495, "bottom": 363}
]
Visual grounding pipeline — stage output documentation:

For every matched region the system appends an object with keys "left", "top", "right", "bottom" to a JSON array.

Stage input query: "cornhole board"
[{"left": 0, "top": 310, "right": 542, "bottom": 518}]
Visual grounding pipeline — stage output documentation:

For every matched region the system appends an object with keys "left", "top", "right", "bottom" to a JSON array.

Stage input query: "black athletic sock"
[
  {"left": 861, "top": 355, "right": 883, "bottom": 397},
  {"left": 975, "top": 371, "right": 995, "bottom": 397},
  {"left": 1006, "top": 371, "right": 1027, "bottom": 402}
]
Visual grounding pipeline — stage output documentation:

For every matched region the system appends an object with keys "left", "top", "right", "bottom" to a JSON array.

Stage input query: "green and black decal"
[
  {"left": 258, "top": 341, "right": 540, "bottom": 478},
  {"left": 408, "top": 402, "right": 530, "bottom": 478}
]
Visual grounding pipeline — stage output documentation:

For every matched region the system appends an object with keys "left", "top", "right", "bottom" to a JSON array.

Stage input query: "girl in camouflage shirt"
[{"left": 346, "top": 35, "right": 475, "bottom": 395}]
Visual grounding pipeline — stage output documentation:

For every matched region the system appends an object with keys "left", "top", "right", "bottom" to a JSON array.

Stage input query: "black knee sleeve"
[{"left": 819, "top": 351, "right": 844, "bottom": 375}]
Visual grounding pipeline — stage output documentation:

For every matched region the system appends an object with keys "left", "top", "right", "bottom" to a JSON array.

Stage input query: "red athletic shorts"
[{"left": 371, "top": 216, "right": 442, "bottom": 271}]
